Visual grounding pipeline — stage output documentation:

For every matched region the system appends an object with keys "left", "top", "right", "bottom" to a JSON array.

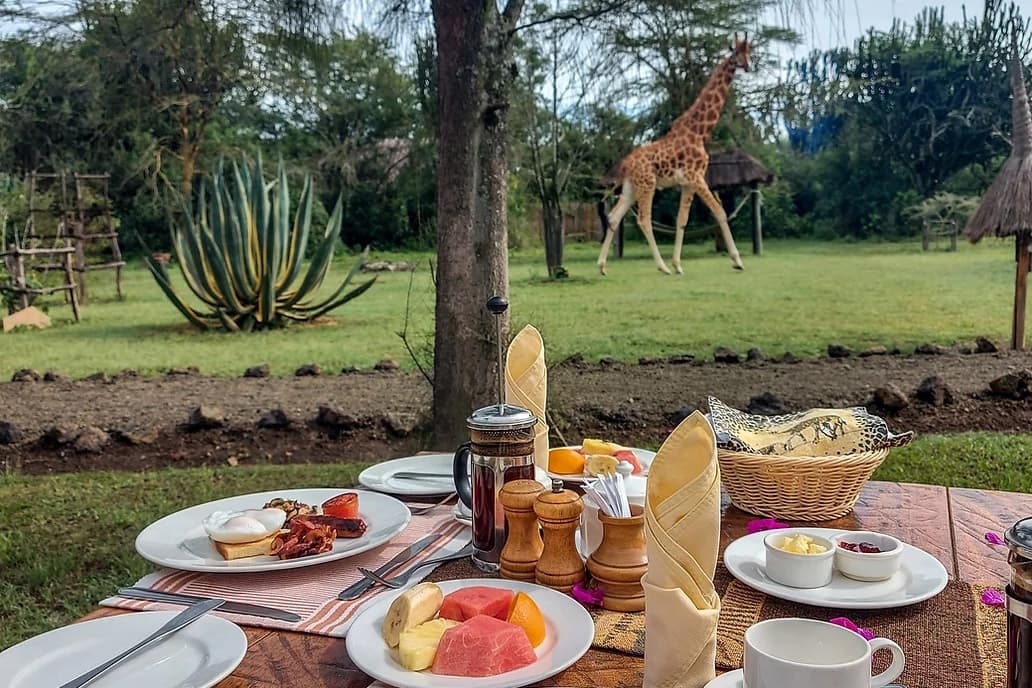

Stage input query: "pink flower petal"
[
  {"left": 829, "top": 616, "right": 876, "bottom": 641},
  {"left": 747, "top": 518, "right": 789, "bottom": 534},
  {"left": 571, "top": 582, "right": 604, "bottom": 607},
  {"left": 985, "top": 532, "right": 1005, "bottom": 546},
  {"left": 982, "top": 588, "right": 1006, "bottom": 608}
]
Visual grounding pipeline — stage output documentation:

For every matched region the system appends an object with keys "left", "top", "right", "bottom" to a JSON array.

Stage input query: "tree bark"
[
  {"left": 430, "top": 0, "right": 512, "bottom": 449},
  {"left": 542, "top": 193, "right": 564, "bottom": 277}
]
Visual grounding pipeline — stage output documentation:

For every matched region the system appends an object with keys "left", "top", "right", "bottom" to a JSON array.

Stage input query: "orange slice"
[
  {"left": 548, "top": 448, "right": 586, "bottom": 475},
  {"left": 507, "top": 592, "right": 546, "bottom": 647}
]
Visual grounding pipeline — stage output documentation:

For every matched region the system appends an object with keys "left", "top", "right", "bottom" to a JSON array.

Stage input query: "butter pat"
[{"left": 777, "top": 534, "right": 828, "bottom": 555}]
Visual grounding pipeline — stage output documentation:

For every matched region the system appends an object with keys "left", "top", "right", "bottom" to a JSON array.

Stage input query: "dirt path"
[{"left": 2, "top": 349, "right": 1031, "bottom": 475}]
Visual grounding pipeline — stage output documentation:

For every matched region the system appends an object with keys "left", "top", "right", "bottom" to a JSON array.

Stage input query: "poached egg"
[{"left": 203, "top": 508, "right": 286, "bottom": 543}]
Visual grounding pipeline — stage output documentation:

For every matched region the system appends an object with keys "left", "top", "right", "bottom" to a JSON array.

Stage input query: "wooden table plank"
[{"left": 950, "top": 486, "right": 1032, "bottom": 583}]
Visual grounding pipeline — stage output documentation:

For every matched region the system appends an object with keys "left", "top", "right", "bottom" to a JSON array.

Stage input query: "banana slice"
[
  {"left": 585, "top": 454, "right": 619, "bottom": 476},
  {"left": 399, "top": 618, "right": 460, "bottom": 670},
  {"left": 382, "top": 582, "right": 444, "bottom": 648}
]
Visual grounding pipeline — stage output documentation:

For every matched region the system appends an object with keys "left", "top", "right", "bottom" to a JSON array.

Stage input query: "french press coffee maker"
[
  {"left": 453, "top": 297, "right": 538, "bottom": 572},
  {"left": 1006, "top": 518, "right": 1032, "bottom": 687}
]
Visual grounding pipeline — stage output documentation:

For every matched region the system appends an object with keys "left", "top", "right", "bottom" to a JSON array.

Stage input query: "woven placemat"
[{"left": 590, "top": 567, "right": 1006, "bottom": 688}]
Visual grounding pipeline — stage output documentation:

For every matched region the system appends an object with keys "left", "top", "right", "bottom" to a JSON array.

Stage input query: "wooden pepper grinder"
[
  {"left": 586, "top": 503, "right": 647, "bottom": 611},
  {"left": 499, "top": 479, "right": 545, "bottom": 581},
  {"left": 534, "top": 479, "right": 585, "bottom": 593}
]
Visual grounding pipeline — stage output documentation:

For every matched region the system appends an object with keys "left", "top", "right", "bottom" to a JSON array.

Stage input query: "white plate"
[
  {"left": 452, "top": 503, "right": 472, "bottom": 527},
  {"left": 360, "top": 454, "right": 459, "bottom": 496},
  {"left": 136, "top": 488, "right": 410, "bottom": 573},
  {"left": 723, "top": 528, "right": 949, "bottom": 609},
  {"left": 346, "top": 579, "right": 594, "bottom": 688},
  {"left": 704, "top": 669, "right": 743, "bottom": 688},
  {"left": 1, "top": 611, "right": 247, "bottom": 688},
  {"left": 361, "top": 455, "right": 553, "bottom": 496},
  {"left": 545, "top": 446, "right": 656, "bottom": 484}
]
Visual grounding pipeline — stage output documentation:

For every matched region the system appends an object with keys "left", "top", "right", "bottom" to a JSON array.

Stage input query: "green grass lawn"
[
  {"left": 1, "top": 239, "right": 1023, "bottom": 378},
  {"left": 3, "top": 431, "right": 1031, "bottom": 650}
]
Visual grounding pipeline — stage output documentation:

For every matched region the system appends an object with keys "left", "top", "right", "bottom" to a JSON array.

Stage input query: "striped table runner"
[{"left": 101, "top": 512, "right": 470, "bottom": 638}]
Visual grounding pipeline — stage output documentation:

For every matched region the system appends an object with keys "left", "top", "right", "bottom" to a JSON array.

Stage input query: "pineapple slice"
[
  {"left": 398, "top": 618, "right": 460, "bottom": 671},
  {"left": 585, "top": 454, "right": 619, "bottom": 477},
  {"left": 582, "top": 439, "right": 622, "bottom": 456}
]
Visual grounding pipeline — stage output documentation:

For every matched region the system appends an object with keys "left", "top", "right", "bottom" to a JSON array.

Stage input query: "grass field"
[
  {"left": 1, "top": 239, "right": 1023, "bottom": 379},
  {"left": 2, "top": 430, "right": 1030, "bottom": 650}
]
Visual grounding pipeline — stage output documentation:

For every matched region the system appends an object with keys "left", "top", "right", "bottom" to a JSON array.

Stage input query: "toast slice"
[{"left": 212, "top": 531, "right": 279, "bottom": 560}]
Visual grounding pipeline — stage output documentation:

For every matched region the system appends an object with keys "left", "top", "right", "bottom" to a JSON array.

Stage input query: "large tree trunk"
[{"left": 430, "top": 0, "right": 513, "bottom": 449}]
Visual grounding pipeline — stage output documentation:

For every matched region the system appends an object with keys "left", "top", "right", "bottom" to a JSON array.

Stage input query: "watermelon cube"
[
  {"left": 431, "top": 615, "right": 537, "bottom": 677},
  {"left": 613, "top": 449, "right": 642, "bottom": 474},
  {"left": 438, "top": 586, "right": 514, "bottom": 622}
]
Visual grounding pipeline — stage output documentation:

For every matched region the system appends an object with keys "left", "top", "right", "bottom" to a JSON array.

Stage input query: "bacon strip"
[{"left": 271, "top": 519, "right": 336, "bottom": 559}]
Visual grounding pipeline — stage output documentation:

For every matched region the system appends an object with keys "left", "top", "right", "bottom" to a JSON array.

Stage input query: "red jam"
[{"left": 838, "top": 541, "right": 883, "bottom": 554}]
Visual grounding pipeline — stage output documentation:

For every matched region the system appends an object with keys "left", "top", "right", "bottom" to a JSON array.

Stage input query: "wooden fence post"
[{"left": 1013, "top": 233, "right": 1030, "bottom": 351}]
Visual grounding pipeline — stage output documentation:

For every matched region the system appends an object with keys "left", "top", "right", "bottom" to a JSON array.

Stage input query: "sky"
[{"left": 769, "top": 0, "right": 1012, "bottom": 63}]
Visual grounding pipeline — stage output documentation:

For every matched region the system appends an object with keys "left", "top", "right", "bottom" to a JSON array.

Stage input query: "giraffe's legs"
[
  {"left": 598, "top": 179, "right": 634, "bottom": 276},
  {"left": 635, "top": 183, "right": 672, "bottom": 274},
  {"left": 693, "top": 180, "right": 744, "bottom": 270},
  {"left": 672, "top": 186, "right": 695, "bottom": 275}
]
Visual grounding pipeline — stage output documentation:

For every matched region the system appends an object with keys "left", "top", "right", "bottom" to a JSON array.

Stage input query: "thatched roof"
[
  {"left": 706, "top": 149, "right": 775, "bottom": 190},
  {"left": 965, "top": 57, "right": 1032, "bottom": 242}
]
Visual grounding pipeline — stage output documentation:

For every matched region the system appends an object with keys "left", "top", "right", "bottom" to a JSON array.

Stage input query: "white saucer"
[
  {"left": 360, "top": 454, "right": 458, "bottom": 496},
  {"left": 723, "top": 527, "right": 949, "bottom": 609},
  {"left": 704, "top": 669, "right": 743, "bottom": 688},
  {"left": 0, "top": 611, "right": 247, "bottom": 688},
  {"left": 452, "top": 503, "right": 471, "bottom": 526}
]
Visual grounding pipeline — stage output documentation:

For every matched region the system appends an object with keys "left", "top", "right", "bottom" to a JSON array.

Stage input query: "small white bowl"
[
  {"left": 831, "top": 531, "right": 903, "bottom": 582},
  {"left": 763, "top": 530, "right": 835, "bottom": 589}
]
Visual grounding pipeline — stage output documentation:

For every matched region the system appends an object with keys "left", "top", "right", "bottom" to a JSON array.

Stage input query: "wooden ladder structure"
[
  {"left": 1, "top": 172, "right": 80, "bottom": 320},
  {"left": 70, "top": 173, "right": 125, "bottom": 303}
]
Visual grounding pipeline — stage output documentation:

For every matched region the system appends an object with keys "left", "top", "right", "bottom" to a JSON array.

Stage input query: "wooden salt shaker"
[
  {"left": 586, "top": 503, "right": 647, "bottom": 611},
  {"left": 534, "top": 479, "right": 585, "bottom": 592},
  {"left": 499, "top": 479, "right": 545, "bottom": 581}
]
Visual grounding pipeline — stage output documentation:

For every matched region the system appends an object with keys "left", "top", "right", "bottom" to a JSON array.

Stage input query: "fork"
[
  {"left": 406, "top": 492, "right": 457, "bottom": 516},
  {"left": 359, "top": 543, "right": 473, "bottom": 589}
]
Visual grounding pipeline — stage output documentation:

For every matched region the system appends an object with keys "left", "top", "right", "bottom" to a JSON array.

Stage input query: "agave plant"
[{"left": 147, "top": 155, "right": 375, "bottom": 331}]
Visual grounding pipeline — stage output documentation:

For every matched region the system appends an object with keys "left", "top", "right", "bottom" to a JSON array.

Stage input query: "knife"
[
  {"left": 118, "top": 587, "right": 302, "bottom": 622},
  {"left": 338, "top": 533, "right": 443, "bottom": 600},
  {"left": 61, "top": 598, "right": 224, "bottom": 688},
  {"left": 390, "top": 472, "right": 455, "bottom": 481}
]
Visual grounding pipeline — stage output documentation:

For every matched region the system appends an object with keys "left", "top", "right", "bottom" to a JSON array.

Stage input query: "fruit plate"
[
  {"left": 0, "top": 611, "right": 247, "bottom": 688},
  {"left": 546, "top": 445, "right": 656, "bottom": 484},
  {"left": 723, "top": 528, "right": 949, "bottom": 610},
  {"left": 346, "top": 579, "right": 595, "bottom": 688},
  {"left": 136, "top": 488, "right": 410, "bottom": 573}
]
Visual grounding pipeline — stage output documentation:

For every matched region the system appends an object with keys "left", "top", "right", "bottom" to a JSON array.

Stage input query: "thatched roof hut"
[
  {"left": 965, "top": 55, "right": 1032, "bottom": 350},
  {"left": 705, "top": 149, "right": 775, "bottom": 190},
  {"left": 965, "top": 58, "right": 1032, "bottom": 242}
]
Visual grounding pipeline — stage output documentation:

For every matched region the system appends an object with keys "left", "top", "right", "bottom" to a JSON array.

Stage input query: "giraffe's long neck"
[{"left": 671, "top": 56, "right": 737, "bottom": 140}]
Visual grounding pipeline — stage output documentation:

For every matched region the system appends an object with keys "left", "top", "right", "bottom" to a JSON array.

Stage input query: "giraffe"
[{"left": 597, "top": 35, "right": 752, "bottom": 275}]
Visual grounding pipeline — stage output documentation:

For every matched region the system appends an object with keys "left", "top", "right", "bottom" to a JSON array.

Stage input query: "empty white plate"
[
  {"left": 360, "top": 454, "right": 459, "bottom": 496},
  {"left": 136, "top": 488, "right": 410, "bottom": 573},
  {"left": 1, "top": 611, "right": 247, "bottom": 688},
  {"left": 346, "top": 579, "right": 594, "bottom": 688},
  {"left": 704, "top": 669, "right": 743, "bottom": 688},
  {"left": 723, "top": 528, "right": 949, "bottom": 609}
]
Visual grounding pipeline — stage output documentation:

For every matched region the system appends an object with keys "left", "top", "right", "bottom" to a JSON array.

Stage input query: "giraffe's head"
[{"left": 731, "top": 32, "right": 752, "bottom": 72}]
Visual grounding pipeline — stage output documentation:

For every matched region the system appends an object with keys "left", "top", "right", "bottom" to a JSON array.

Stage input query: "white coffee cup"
[{"left": 743, "top": 618, "right": 905, "bottom": 688}]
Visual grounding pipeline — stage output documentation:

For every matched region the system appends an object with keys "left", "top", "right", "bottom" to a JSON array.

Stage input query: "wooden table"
[{"left": 84, "top": 481, "right": 1032, "bottom": 687}]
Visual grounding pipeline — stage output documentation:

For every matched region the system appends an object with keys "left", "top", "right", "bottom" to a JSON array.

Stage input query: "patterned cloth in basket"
[{"left": 708, "top": 397, "right": 913, "bottom": 456}]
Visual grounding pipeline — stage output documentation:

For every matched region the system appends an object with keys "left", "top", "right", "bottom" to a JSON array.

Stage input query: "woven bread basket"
[{"left": 717, "top": 447, "right": 890, "bottom": 521}]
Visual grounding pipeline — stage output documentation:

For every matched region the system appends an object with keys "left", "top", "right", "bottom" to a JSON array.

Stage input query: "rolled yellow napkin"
[
  {"left": 643, "top": 411, "right": 721, "bottom": 688},
  {"left": 505, "top": 324, "right": 549, "bottom": 470}
]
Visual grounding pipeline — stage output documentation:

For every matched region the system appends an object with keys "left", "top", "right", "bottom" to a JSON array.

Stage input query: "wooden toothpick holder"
[{"left": 586, "top": 503, "right": 647, "bottom": 612}]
